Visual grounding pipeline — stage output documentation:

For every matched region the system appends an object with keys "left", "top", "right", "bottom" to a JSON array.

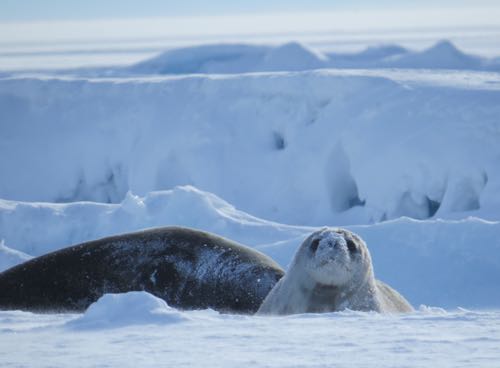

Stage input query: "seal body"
[
  {"left": 257, "top": 228, "right": 413, "bottom": 315},
  {"left": 0, "top": 226, "right": 284, "bottom": 314}
]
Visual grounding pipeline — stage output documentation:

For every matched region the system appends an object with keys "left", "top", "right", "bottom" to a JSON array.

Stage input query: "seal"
[
  {"left": 0, "top": 226, "right": 284, "bottom": 314},
  {"left": 257, "top": 227, "right": 413, "bottom": 315}
]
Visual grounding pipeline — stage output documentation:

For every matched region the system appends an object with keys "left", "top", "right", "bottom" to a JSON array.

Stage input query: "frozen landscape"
[{"left": 1, "top": 5, "right": 500, "bottom": 367}]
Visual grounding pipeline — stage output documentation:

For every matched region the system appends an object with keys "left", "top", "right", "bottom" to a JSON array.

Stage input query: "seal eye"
[
  {"left": 310, "top": 239, "right": 320, "bottom": 253},
  {"left": 346, "top": 238, "right": 357, "bottom": 253}
]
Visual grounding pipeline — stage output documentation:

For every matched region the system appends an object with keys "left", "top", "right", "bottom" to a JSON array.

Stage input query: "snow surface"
[
  {"left": 1, "top": 29, "right": 500, "bottom": 367},
  {"left": 1, "top": 302, "right": 499, "bottom": 368}
]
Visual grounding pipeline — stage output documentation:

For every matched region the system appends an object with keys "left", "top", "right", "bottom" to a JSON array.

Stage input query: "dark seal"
[{"left": 0, "top": 226, "right": 284, "bottom": 314}]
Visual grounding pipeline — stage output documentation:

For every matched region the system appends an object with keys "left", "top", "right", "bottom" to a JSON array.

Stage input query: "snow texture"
[{"left": 1, "top": 307, "right": 500, "bottom": 367}]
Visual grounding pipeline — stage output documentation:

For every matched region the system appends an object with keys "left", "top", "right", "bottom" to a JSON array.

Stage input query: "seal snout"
[
  {"left": 310, "top": 231, "right": 349, "bottom": 267},
  {"left": 317, "top": 230, "right": 347, "bottom": 250}
]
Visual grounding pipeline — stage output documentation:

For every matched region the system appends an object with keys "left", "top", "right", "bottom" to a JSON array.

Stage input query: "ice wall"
[{"left": 1, "top": 70, "right": 500, "bottom": 225}]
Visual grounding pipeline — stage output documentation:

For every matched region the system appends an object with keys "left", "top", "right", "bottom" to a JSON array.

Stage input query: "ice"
[{"left": 1, "top": 68, "right": 499, "bottom": 227}]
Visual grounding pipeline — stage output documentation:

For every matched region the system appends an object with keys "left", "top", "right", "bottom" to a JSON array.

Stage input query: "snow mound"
[
  {"left": 0, "top": 186, "right": 302, "bottom": 265},
  {"left": 66, "top": 292, "right": 188, "bottom": 330},
  {"left": 386, "top": 40, "right": 486, "bottom": 70},
  {"left": 259, "top": 42, "right": 327, "bottom": 71},
  {"left": 129, "top": 42, "right": 327, "bottom": 74}
]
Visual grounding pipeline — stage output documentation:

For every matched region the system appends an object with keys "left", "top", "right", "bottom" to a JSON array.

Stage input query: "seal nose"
[{"left": 333, "top": 238, "right": 347, "bottom": 250}]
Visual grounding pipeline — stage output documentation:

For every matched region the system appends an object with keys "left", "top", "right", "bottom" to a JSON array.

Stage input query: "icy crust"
[
  {"left": 1, "top": 188, "right": 500, "bottom": 309},
  {"left": 1, "top": 70, "right": 500, "bottom": 226}
]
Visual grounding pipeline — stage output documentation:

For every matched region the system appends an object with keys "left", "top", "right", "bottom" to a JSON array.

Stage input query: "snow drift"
[{"left": 0, "top": 186, "right": 303, "bottom": 258}]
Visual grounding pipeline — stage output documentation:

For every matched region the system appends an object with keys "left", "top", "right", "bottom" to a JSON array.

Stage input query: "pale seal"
[
  {"left": 0, "top": 226, "right": 284, "bottom": 314},
  {"left": 257, "top": 227, "right": 413, "bottom": 315}
]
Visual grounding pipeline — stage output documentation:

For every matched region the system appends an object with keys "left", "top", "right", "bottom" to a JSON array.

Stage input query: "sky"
[
  {"left": 2, "top": 0, "right": 500, "bottom": 21},
  {"left": 1, "top": 0, "right": 500, "bottom": 71}
]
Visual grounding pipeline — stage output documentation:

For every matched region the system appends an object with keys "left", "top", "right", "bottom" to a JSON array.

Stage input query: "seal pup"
[
  {"left": 257, "top": 228, "right": 413, "bottom": 315},
  {"left": 0, "top": 226, "right": 284, "bottom": 314}
]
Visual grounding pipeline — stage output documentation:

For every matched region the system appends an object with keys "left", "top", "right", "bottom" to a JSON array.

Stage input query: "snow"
[
  {"left": 128, "top": 40, "right": 499, "bottom": 75},
  {"left": 1, "top": 20, "right": 500, "bottom": 367},
  {"left": 0, "top": 239, "right": 32, "bottom": 272},
  {"left": 66, "top": 292, "right": 188, "bottom": 330},
  {"left": 129, "top": 42, "right": 328, "bottom": 75},
  {"left": 1, "top": 307, "right": 499, "bottom": 367},
  {"left": 0, "top": 187, "right": 305, "bottom": 259},
  {"left": 1, "top": 67, "right": 500, "bottom": 227},
  {"left": 1, "top": 187, "right": 499, "bottom": 309}
]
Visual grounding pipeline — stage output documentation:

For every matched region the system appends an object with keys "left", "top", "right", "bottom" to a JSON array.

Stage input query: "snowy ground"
[
  {"left": 1, "top": 294, "right": 499, "bottom": 368},
  {"left": 1, "top": 15, "right": 500, "bottom": 367}
]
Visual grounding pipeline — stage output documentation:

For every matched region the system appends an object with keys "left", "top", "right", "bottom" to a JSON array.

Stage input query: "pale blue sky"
[{"left": 2, "top": 0, "right": 498, "bottom": 21}]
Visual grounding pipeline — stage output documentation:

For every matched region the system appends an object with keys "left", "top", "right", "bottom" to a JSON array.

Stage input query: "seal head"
[
  {"left": 301, "top": 228, "right": 372, "bottom": 288},
  {"left": 257, "top": 227, "right": 413, "bottom": 315}
]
